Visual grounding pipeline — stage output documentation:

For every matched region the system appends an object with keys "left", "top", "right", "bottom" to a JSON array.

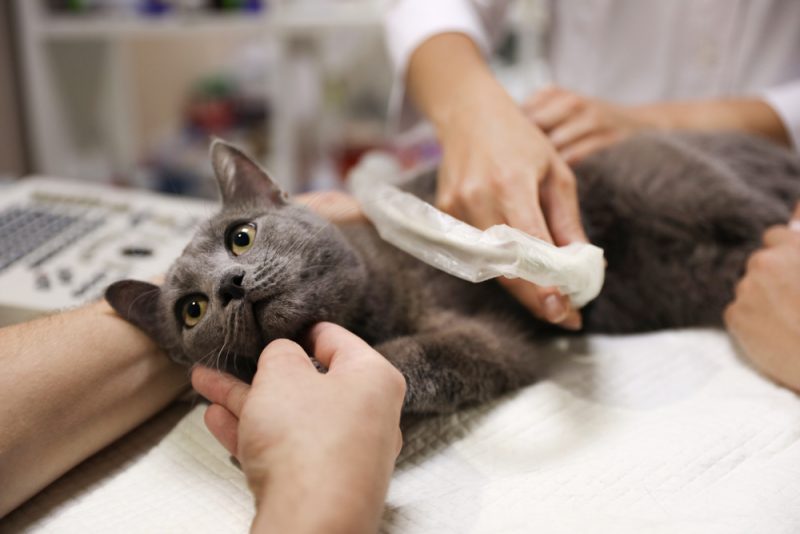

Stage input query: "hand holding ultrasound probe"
[{"left": 389, "top": 1, "right": 798, "bottom": 331}]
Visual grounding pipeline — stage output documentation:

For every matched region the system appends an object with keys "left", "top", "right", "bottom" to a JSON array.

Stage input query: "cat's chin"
[
  {"left": 252, "top": 298, "right": 309, "bottom": 345},
  {"left": 251, "top": 299, "right": 275, "bottom": 340}
]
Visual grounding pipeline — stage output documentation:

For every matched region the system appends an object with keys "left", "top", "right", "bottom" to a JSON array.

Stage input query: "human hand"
[
  {"left": 191, "top": 322, "right": 406, "bottom": 534},
  {"left": 295, "top": 190, "right": 365, "bottom": 224},
  {"left": 725, "top": 203, "right": 800, "bottom": 392},
  {"left": 523, "top": 86, "right": 648, "bottom": 165},
  {"left": 436, "top": 76, "right": 587, "bottom": 329}
]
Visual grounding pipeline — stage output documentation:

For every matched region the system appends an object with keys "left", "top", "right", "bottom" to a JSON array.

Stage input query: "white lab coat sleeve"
[
  {"left": 763, "top": 79, "right": 800, "bottom": 151},
  {"left": 384, "top": 0, "right": 512, "bottom": 132},
  {"left": 385, "top": 0, "right": 489, "bottom": 78}
]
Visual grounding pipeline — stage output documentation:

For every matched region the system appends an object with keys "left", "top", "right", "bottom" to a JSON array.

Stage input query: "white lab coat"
[{"left": 385, "top": 0, "right": 800, "bottom": 149}]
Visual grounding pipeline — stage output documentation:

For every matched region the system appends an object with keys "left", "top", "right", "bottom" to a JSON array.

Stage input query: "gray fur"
[{"left": 106, "top": 132, "right": 800, "bottom": 415}]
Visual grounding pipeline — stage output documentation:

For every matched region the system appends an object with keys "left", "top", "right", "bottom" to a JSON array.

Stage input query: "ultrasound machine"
[{"left": 0, "top": 178, "right": 212, "bottom": 326}]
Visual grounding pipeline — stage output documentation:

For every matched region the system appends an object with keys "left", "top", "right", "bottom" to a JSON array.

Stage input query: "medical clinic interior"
[{"left": 1, "top": 1, "right": 799, "bottom": 532}]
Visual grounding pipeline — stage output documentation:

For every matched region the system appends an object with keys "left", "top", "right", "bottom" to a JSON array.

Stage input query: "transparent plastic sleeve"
[{"left": 348, "top": 152, "right": 606, "bottom": 308}]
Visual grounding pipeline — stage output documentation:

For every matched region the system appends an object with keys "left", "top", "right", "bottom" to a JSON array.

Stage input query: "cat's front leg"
[{"left": 374, "top": 317, "right": 538, "bottom": 415}]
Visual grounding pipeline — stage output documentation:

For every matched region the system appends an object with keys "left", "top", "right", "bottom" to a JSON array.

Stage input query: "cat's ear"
[
  {"left": 210, "top": 139, "right": 288, "bottom": 207},
  {"left": 105, "top": 280, "right": 165, "bottom": 341}
]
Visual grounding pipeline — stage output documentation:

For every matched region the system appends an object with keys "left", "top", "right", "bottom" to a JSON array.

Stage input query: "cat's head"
[{"left": 106, "top": 140, "right": 365, "bottom": 378}]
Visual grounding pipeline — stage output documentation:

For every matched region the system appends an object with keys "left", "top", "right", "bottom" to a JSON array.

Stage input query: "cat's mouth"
[
  {"left": 251, "top": 299, "right": 272, "bottom": 340},
  {"left": 251, "top": 296, "right": 316, "bottom": 347},
  {"left": 251, "top": 297, "right": 298, "bottom": 342}
]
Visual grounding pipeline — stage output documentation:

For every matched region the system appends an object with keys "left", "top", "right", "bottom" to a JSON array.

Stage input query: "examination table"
[{"left": 5, "top": 328, "right": 800, "bottom": 533}]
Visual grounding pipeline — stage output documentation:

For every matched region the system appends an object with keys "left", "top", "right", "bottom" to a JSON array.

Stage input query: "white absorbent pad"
[{"left": 5, "top": 329, "right": 800, "bottom": 533}]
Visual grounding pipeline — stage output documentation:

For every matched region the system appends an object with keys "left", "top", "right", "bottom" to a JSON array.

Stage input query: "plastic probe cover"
[{"left": 347, "top": 152, "right": 606, "bottom": 308}]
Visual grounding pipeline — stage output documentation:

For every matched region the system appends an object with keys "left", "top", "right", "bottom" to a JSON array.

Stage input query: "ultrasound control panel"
[{"left": 0, "top": 178, "right": 213, "bottom": 326}]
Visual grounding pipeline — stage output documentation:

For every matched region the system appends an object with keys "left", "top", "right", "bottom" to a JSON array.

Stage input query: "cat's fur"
[{"left": 106, "top": 133, "right": 800, "bottom": 414}]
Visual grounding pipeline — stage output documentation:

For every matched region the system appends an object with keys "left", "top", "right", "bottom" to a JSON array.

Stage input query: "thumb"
[
  {"left": 791, "top": 202, "right": 800, "bottom": 232},
  {"left": 256, "top": 338, "right": 316, "bottom": 382},
  {"left": 306, "top": 322, "right": 377, "bottom": 372}
]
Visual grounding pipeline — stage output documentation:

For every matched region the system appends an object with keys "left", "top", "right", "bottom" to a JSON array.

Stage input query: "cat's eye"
[
  {"left": 181, "top": 296, "right": 208, "bottom": 328},
  {"left": 229, "top": 223, "right": 257, "bottom": 256}
]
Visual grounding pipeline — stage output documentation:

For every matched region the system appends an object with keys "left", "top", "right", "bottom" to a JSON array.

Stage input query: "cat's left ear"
[
  {"left": 210, "top": 139, "right": 288, "bottom": 207},
  {"left": 105, "top": 280, "right": 165, "bottom": 343}
]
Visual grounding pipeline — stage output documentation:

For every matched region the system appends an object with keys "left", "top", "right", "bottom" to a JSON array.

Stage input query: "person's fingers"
[
  {"left": 256, "top": 338, "right": 316, "bottom": 381},
  {"left": 307, "top": 322, "right": 377, "bottom": 371},
  {"left": 525, "top": 279, "right": 576, "bottom": 328},
  {"left": 540, "top": 290, "right": 572, "bottom": 326},
  {"left": 723, "top": 301, "right": 739, "bottom": 332},
  {"left": 763, "top": 225, "right": 793, "bottom": 247},
  {"left": 437, "top": 158, "right": 505, "bottom": 230},
  {"left": 726, "top": 276, "right": 758, "bottom": 333},
  {"left": 204, "top": 403, "right": 239, "bottom": 456},
  {"left": 492, "top": 166, "right": 554, "bottom": 242},
  {"left": 548, "top": 111, "right": 600, "bottom": 150},
  {"left": 560, "top": 309, "right": 583, "bottom": 330},
  {"left": 499, "top": 277, "right": 580, "bottom": 328},
  {"left": 523, "top": 84, "right": 561, "bottom": 111},
  {"left": 460, "top": 197, "right": 504, "bottom": 232},
  {"left": 502, "top": 194, "right": 554, "bottom": 243},
  {"left": 192, "top": 366, "right": 250, "bottom": 418},
  {"left": 527, "top": 93, "right": 584, "bottom": 132},
  {"left": 539, "top": 157, "right": 589, "bottom": 245},
  {"left": 791, "top": 202, "right": 800, "bottom": 232},
  {"left": 560, "top": 132, "right": 620, "bottom": 165},
  {"left": 435, "top": 164, "right": 468, "bottom": 222},
  {"left": 454, "top": 173, "right": 506, "bottom": 231},
  {"left": 295, "top": 191, "right": 365, "bottom": 224},
  {"left": 394, "top": 429, "right": 404, "bottom": 458}
]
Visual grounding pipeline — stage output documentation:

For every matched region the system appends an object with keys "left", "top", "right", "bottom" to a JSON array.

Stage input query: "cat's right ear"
[
  {"left": 210, "top": 139, "right": 288, "bottom": 207},
  {"left": 105, "top": 280, "right": 164, "bottom": 341}
]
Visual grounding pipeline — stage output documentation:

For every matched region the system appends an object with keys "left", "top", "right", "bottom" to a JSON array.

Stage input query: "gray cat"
[{"left": 106, "top": 132, "right": 800, "bottom": 414}]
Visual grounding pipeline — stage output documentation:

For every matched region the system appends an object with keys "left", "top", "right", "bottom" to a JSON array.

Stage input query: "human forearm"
[
  {"left": 406, "top": 32, "right": 506, "bottom": 130},
  {"left": 525, "top": 88, "right": 794, "bottom": 164},
  {"left": 0, "top": 301, "right": 188, "bottom": 516},
  {"left": 633, "top": 98, "right": 790, "bottom": 146},
  {"left": 251, "top": 461, "right": 393, "bottom": 534}
]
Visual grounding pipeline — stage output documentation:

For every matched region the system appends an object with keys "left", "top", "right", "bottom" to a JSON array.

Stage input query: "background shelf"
[{"left": 15, "top": 0, "right": 544, "bottom": 197}]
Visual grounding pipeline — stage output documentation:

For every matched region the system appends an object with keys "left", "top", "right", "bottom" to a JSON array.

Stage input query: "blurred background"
[{"left": 0, "top": 0, "right": 546, "bottom": 198}]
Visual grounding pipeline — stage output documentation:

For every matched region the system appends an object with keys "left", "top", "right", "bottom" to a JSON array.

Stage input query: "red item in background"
[{"left": 186, "top": 99, "right": 235, "bottom": 135}]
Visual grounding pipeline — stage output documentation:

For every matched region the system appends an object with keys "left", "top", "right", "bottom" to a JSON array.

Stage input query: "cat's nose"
[{"left": 219, "top": 271, "right": 246, "bottom": 305}]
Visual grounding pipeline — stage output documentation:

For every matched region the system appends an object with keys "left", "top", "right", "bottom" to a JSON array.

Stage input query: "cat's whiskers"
[
  {"left": 212, "top": 338, "right": 228, "bottom": 373},
  {"left": 196, "top": 342, "right": 220, "bottom": 370},
  {"left": 251, "top": 255, "right": 281, "bottom": 282},
  {"left": 277, "top": 210, "right": 340, "bottom": 262},
  {"left": 254, "top": 219, "right": 336, "bottom": 281},
  {"left": 250, "top": 202, "right": 352, "bottom": 284},
  {"left": 227, "top": 305, "right": 243, "bottom": 377},
  {"left": 202, "top": 343, "right": 218, "bottom": 370},
  {"left": 253, "top": 241, "right": 303, "bottom": 279},
  {"left": 214, "top": 308, "right": 238, "bottom": 371},
  {"left": 198, "top": 308, "right": 234, "bottom": 372}
]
